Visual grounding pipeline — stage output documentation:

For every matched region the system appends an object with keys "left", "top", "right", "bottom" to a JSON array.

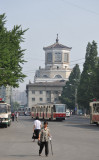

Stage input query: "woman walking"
[{"left": 38, "top": 121, "right": 51, "bottom": 157}]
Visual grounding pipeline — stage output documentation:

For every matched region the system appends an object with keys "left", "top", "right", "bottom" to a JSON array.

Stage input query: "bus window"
[
  {"left": 96, "top": 107, "right": 99, "bottom": 113},
  {"left": 0, "top": 105, "right": 7, "bottom": 113},
  {"left": 37, "top": 107, "right": 40, "bottom": 113},
  {"left": 93, "top": 106, "right": 95, "bottom": 113},
  {"left": 51, "top": 107, "right": 53, "bottom": 113},
  {"left": 43, "top": 106, "right": 45, "bottom": 112},
  {"left": 40, "top": 107, "right": 41, "bottom": 117},
  {"left": 53, "top": 105, "right": 56, "bottom": 112},
  {"left": 46, "top": 106, "right": 48, "bottom": 117},
  {"left": 55, "top": 104, "right": 65, "bottom": 113},
  {"left": 48, "top": 106, "right": 51, "bottom": 112},
  {"left": 40, "top": 106, "right": 42, "bottom": 112}
]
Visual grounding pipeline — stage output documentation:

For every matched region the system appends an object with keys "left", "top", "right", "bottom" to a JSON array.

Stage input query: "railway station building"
[{"left": 26, "top": 35, "right": 72, "bottom": 108}]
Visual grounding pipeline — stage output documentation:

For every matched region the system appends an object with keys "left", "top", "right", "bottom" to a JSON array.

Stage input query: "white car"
[{"left": 66, "top": 110, "right": 70, "bottom": 117}]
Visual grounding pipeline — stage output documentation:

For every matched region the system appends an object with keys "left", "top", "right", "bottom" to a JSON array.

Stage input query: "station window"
[
  {"left": 54, "top": 75, "right": 62, "bottom": 78},
  {"left": 32, "top": 91, "right": 35, "bottom": 94},
  {"left": 46, "top": 91, "right": 50, "bottom": 94},
  {"left": 32, "top": 98, "right": 35, "bottom": 101},
  {"left": 40, "top": 91, "right": 43, "bottom": 94},
  {"left": 54, "top": 98, "right": 57, "bottom": 101},
  {"left": 47, "top": 98, "right": 50, "bottom": 102},
  {"left": 40, "top": 98, "right": 43, "bottom": 101}
]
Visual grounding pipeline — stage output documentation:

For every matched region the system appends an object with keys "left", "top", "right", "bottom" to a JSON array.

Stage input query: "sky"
[{"left": 0, "top": 0, "right": 99, "bottom": 92}]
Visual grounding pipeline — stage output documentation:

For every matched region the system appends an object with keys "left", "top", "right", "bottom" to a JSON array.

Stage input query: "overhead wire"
[
  {"left": 22, "top": 57, "right": 85, "bottom": 73},
  {"left": 61, "top": 0, "right": 99, "bottom": 16}
]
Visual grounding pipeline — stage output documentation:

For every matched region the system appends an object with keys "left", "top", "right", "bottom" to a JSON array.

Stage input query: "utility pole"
[{"left": 75, "top": 88, "right": 78, "bottom": 115}]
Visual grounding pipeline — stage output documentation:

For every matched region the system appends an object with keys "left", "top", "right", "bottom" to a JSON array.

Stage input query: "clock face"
[
  {"left": 55, "top": 52, "right": 61, "bottom": 62},
  {"left": 47, "top": 53, "right": 52, "bottom": 62}
]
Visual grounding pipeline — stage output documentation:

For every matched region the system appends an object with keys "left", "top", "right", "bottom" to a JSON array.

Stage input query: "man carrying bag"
[{"left": 32, "top": 117, "right": 42, "bottom": 142}]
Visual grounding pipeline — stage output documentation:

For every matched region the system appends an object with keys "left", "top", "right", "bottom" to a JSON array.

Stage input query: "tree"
[
  {"left": 92, "top": 57, "right": 99, "bottom": 100},
  {"left": 60, "top": 64, "right": 80, "bottom": 110},
  {"left": 0, "top": 13, "right": 28, "bottom": 88},
  {"left": 77, "top": 41, "right": 98, "bottom": 112},
  {"left": 12, "top": 101, "right": 20, "bottom": 112}
]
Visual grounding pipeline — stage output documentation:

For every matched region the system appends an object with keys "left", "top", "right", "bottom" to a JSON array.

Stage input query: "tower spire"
[{"left": 56, "top": 34, "right": 59, "bottom": 43}]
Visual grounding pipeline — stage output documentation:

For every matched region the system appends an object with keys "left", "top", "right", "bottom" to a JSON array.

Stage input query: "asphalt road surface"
[{"left": 0, "top": 115, "right": 99, "bottom": 160}]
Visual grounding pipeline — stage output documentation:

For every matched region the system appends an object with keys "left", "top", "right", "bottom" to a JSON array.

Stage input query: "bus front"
[
  {"left": 54, "top": 104, "right": 66, "bottom": 120},
  {"left": 0, "top": 103, "right": 11, "bottom": 128}
]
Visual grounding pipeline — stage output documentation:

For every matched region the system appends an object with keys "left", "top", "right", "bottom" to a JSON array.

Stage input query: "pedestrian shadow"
[
  {"left": 8, "top": 154, "right": 39, "bottom": 157},
  {"left": 0, "top": 125, "right": 6, "bottom": 128},
  {"left": 18, "top": 116, "right": 33, "bottom": 122},
  {"left": 64, "top": 123, "right": 99, "bottom": 131}
]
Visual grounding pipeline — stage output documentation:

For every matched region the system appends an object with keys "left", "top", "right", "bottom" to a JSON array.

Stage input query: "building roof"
[
  {"left": 26, "top": 80, "right": 66, "bottom": 88},
  {"left": 43, "top": 35, "right": 72, "bottom": 50},
  {"left": 43, "top": 42, "right": 72, "bottom": 50}
]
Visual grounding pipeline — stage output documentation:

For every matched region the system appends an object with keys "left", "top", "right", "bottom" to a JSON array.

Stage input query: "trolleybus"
[
  {"left": 0, "top": 102, "right": 11, "bottom": 127},
  {"left": 18, "top": 107, "right": 25, "bottom": 116},
  {"left": 90, "top": 101, "right": 99, "bottom": 126},
  {"left": 31, "top": 103, "right": 66, "bottom": 120}
]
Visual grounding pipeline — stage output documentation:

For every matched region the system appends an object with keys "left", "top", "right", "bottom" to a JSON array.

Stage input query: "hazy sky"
[{"left": 0, "top": 0, "right": 99, "bottom": 92}]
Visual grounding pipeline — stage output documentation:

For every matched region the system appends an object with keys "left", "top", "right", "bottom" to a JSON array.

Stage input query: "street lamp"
[
  {"left": 75, "top": 88, "right": 78, "bottom": 115},
  {"left": 69, "top": 83, "right": 78, "bottom": 115}
]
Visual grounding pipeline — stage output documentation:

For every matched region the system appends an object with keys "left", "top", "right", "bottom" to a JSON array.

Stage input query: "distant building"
[
  {"left": 26, "top": 35, "right": 72, "bottom": 108},
  {"left": 26, "top": 80, "right": 66, "bottom": 107},
  {"left": 0, "top": 85, "right": 12, "bottom": 104},
  {"left": 12, "top": 90, "right": 27, "bottom": 105}
]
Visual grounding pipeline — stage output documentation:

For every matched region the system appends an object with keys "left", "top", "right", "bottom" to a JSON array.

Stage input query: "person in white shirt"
[
  {"left": 16, "top": 112, "right": 19, "bottom": 122},
  {"left": 33, "top": 117, "right": 42, "bottom": 142}
]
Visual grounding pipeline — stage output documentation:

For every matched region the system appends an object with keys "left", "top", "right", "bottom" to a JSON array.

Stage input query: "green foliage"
[
  {"left": 60, "top": 40, "right": 99, "bottom": 112},
  {"left": 77, "top": 41, "right": 98, "bottom": 111},
  {"left": 91, "top": 57, "right": 99, "bottom": 100},
  {"left": 12, "top": 102, "right": 20, "bottom": 112},
  {"left": 60, "top": 64, "right": 80, "bottom": 109},
  {"left": 0, "top": 13, "right": 28, "bottom": 87}
]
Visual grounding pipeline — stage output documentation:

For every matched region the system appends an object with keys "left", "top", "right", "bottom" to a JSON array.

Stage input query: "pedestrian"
[
  {"left": 38, "top": 121, "right": 51, "bottom": 157},
  {"left": 33, "top": 116, "right": 42, "bottom": 142},
  {"left": 11, "top": 112, "right": 15, "bottom": 121},
  {"left": 16, "top": 112, "right": 19, "bottom": 122}
]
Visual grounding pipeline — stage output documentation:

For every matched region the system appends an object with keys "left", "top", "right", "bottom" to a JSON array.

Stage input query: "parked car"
[{"left": 66, "top": 110, "right": 70, "bottom": 117}]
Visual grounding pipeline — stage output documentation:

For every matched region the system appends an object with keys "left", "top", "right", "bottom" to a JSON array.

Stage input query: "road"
[{"left": 0, "top": 115, "right": 99, "bottom": 160}]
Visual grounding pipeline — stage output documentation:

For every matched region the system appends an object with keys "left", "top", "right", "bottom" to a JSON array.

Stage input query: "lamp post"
[
  {"left": 75, "top": 88, "right": 78, "bottom": 115},
  {"left": 69, "top": 82, "right": 78, "bottom": 115}
]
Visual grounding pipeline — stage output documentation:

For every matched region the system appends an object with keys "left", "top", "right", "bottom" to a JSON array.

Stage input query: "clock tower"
[
  {"left": 34, "top": 35, "right": 72, "bottom": 82},
  {"left": 44, "top": 34, "right": 71, "bottom": 70}
]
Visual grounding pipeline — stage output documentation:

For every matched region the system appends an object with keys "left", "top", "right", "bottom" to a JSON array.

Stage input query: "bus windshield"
[
  {"left": 55, "top": 104, "right": 65, "bottom": 113},
  {"left": 0, "top": 104, "right": 7, "bottom": 113},
  {"left": 93, "top": 106, "right": 99, "bottom": 113}
]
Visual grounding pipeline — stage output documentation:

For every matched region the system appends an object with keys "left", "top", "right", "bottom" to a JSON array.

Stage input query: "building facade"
[
  {"left": 26, "top": 36, "right": 72, "bottom": 108},
  {"left": 0, "top": 85, "right": 12, "bottom": 104},
  {"left": 26, "top": 80, "right": 66, "bottom": 107}
]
